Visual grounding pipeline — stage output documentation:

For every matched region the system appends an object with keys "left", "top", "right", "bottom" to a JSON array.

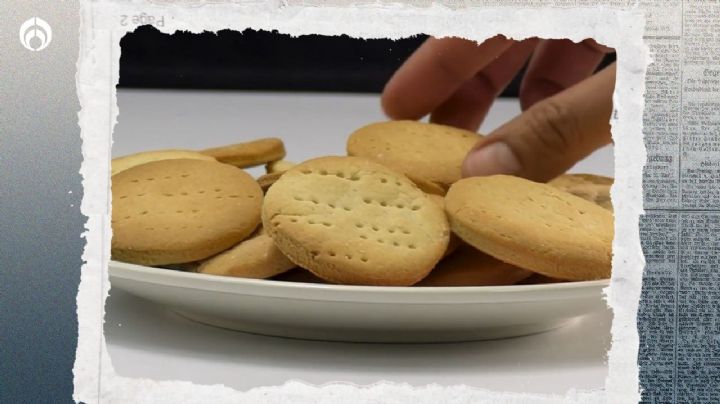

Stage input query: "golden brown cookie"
[
  {"left": 201, "top": 138, "right": 286, "bottom": 168},
  {"left": 427, "top": 194, "right": 460, "bottom": 257},
  {"left": 111, "top": 150, "right": 215, "bottom": 177},
  {"left": 112, "top": 159, "right": 263, "bottom": 265},
  {"left": 259, "top": 160, "right": 296, "bottom": 192},
  {"left": 347, "top": 120, "right": 481, "bottom": 189},
  {"left": 198, "top": 233, "right": 295, "bottom": 279},
  {"left": 548, "top": 174, "right": 613, "bottom": 211},
  {"left": 257, "top": 172, "right": 284, "bottom": 192},
  {"left": 445, "top": 175, "right": 614, "bottom": 281},
  {"left": 266, "top": 160, "right": 296, "bottom": 174},
  {"left": 412, "top": 177, "right": 448, "bottom": 196},
  {"left": 416, "top": 245, "right": 533, "bottom": 286},
  {"left": 262, "top": 156, "right": 450, "bottom": 286}
]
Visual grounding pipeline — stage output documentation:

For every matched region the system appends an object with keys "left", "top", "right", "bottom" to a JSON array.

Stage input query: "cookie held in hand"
[{"left": 347, "top": 120, "right": 482, "bottom": 192}]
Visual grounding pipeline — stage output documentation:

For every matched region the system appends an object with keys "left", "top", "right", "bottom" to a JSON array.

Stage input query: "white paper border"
[{"left": 74, "top": 2, "right": 649, "bottom": 403}]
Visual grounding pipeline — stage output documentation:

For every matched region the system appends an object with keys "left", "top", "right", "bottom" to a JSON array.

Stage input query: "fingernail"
[{"left": 462, "top": 142, "right": 521, "bottom": 177}]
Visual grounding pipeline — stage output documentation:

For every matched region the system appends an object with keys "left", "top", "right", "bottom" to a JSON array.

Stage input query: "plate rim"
[{"left": 108, "top": 260, "right": 611, "bottom": 304}]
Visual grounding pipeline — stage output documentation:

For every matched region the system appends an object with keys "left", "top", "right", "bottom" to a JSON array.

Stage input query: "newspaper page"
[{"left": 639, "top": 1, "right": 720, "bottom": 403}]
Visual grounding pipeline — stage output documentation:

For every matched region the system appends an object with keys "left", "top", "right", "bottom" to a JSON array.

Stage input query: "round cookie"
[
  {"left": 112, "top": 159, "right": 263, "bottom": 265},
  {"left": 198, "top": 233, "right": 295, "bottom": 279},
  {"left": 111, "top": 149, "right": 215, "bottom": 176},
  {"left": 412, "top": 177, "right": 447, "bottom": 196},
  {"left": 259, "top": 160, "right": 296, "bottom": 192},
  {"left": 262, "top": 156, "right": 450, "bottom": 286},
  {"left": 257, "top": 171, "right": 284, "bottom": 192},
  {"left": 549, "top": 173, "right": 613, "bottom": 211},
  {"left": 265, "top": 159, "right": 296, "bottom": 174},
  {"left": 416, "top": 244, "right": 533, "bottom": 287},
  {"left": 445, "top": 175, "right": 614, "bottom": 281},
  {"left": 201, "top": 138, "right": 286, "bottom": 168},
  {"left": 347, "top": 120, "right": 481, "bottom": 188},
  {"left": 548, "top": 173, "right": 613, "bottom": 188},
  {"left": 427, "top": 194, "right": 461, "bottom": 257}
]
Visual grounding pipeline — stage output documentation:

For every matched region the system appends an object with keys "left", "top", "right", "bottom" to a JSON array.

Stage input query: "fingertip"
[
  {"left": 380, "top": 83, "right": 404, "bottom": 120},
  {"left": 461, "top": 141, "right": 521, "bottom": 178},
  {"left": 461, "top": 153, "right": 478, "bottom": 178}
]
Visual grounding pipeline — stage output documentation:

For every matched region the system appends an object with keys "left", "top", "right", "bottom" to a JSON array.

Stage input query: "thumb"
[{"left": 462, "top": 63, "right": 616, "bottom": 182}]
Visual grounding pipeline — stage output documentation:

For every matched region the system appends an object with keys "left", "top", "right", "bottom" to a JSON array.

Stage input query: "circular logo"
[{"left": 19, "top": 17, "right": 52, "bottom": 52}]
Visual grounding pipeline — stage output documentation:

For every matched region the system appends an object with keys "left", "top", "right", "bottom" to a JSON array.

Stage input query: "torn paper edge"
[{"left": 74, "top": 1, "right": 648, "bottom": 403}]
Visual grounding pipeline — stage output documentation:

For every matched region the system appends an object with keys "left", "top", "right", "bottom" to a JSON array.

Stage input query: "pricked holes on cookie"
[
  {"left": 298, "top": 169, "right": 361, "bottom": 181},
  {"left": 358, "top": 223, "right": 411, "bottom": 236},
  {"left": 307, "top": 218, "right": 332, "bottom": 227},
  {"left": 362, "top": 198, "right": 414, "bottom": 210}
]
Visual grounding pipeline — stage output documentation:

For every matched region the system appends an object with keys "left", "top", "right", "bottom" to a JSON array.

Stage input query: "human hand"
[{"left": 381, "top": 35, "right": 615, "bottom": 182}]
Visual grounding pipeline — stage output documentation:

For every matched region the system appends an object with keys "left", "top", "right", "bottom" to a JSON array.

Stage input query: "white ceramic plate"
[{"left": 109, "top": 260, "right": 610, "bottom": 343}]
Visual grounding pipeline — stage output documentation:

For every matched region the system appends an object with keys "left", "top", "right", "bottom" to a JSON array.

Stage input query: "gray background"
[{"left": 0, "top": 1, "right": 82, "bottom": 402}]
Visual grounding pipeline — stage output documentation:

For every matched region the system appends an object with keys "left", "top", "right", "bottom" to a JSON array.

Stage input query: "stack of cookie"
[{"left": 111, "top": 121, "right": 614, "bottom": 287}]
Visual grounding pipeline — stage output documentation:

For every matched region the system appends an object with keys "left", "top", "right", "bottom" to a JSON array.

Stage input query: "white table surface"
[{"left": 107, "top": 89, "right": 614, "bottom": 394}]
